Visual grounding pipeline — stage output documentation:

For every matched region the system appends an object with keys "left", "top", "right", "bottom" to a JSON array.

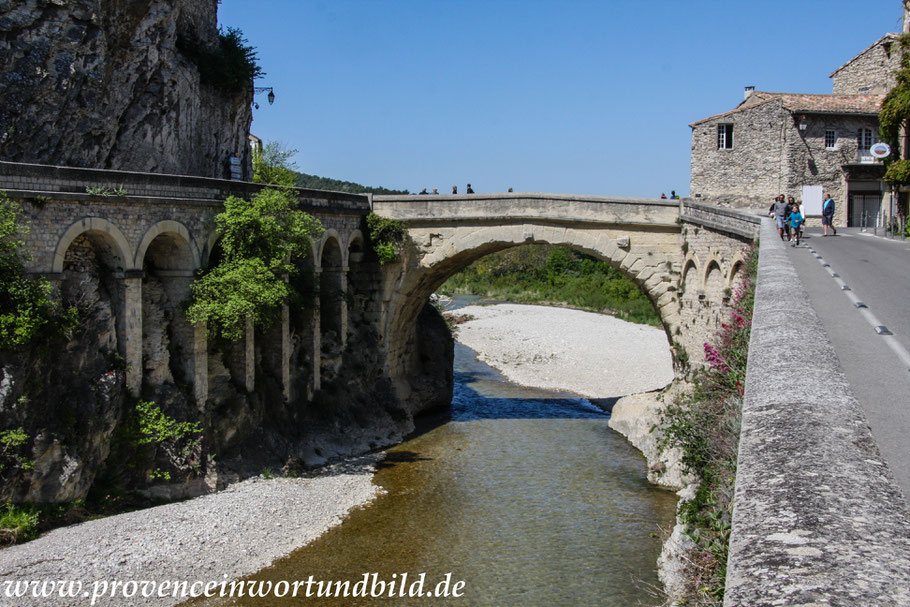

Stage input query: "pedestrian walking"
[
  {"left": 822, "top": 194, "right": 837, "bottom": 236},
  {"left": 452, "top": 185, "right": 457, "bottom": 194},
  {"left": 787, "top": 203, "right": 804, "bottom": 246},
  {"left": 466, "top": 184, "right": 474, "bottom": 194},
  {"left": 771, "top": 195, "right": 789, "bottom": 240}
]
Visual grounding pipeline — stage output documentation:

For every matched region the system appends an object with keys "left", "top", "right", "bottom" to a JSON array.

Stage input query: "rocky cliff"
[{"left": 0, "top": 0, "right": 252, "bottom": 179}]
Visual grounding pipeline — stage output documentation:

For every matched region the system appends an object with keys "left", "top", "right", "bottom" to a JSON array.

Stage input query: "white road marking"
[{"left": 808, "top": 248, "right": 910, "bottom": 371}]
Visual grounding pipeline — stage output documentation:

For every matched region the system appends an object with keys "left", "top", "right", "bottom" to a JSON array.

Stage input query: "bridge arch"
[
  {"left": 135, "top": 220, "right": 201, "bottom": 271},
  {"left": 381, "top": 222, "right": 683, "bottom": 383},
  {"left": 52, "top": 217, "right": 132, "bottom": 273}
]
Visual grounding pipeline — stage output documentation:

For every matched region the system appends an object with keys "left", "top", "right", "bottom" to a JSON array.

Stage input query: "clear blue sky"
[{"left": 218, "top": 0, "right": 903, "bottom": 197}]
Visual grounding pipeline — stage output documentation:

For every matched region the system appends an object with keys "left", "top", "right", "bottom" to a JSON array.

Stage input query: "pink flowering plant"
[{"left": 657, "top": 244, "right": 756, "bottom": 605}]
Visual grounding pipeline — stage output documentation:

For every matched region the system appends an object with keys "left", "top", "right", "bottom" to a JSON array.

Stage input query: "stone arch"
[
  {"left": 319, "top": 233, "right": 346, "bottom": 375},
  {"left": 704, "top": 259, "right": 724, "bottom": 302},
  {"left": 382, "top": 224, "right": 679, "bottom": 383},
  {"left": 52, "top": 217, "right": 132, "bottom": 273},
  {"left": 346, "top": 229, "right": 365, "bottom": 264},
  {"left": 135, "top": 221, "right": 201, "bottom": 271},
  {"left": 200, "top": 230, "right": 221, "bottom": 269},
  {"left": 140, "top": 227, "right": 198, "bottom": 395},
  {"left": 681, "top": 255, "right": 701, "bottom": 298},
  {"left": 56, "top": 218, "right": 132, "bottom": 390},
  {"left": 728, "top": 251, "right": 746, "bottom": 290}
]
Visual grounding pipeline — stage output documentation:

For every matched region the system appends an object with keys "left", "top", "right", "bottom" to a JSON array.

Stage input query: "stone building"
[{"left": 690, "top": 33, "right": 901, "bottom": 227}]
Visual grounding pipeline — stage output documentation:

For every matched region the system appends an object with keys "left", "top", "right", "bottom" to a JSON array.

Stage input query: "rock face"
[{"left": 0, "top": 0, "right": 252, "bottom": 179}]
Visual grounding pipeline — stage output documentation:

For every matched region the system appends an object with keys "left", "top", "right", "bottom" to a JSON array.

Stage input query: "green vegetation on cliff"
[
  {"left": 438, "top": 245, "right": 660, "bottom": 326},
  {"left": 0, "top": 194, "right": 76, "bottom": 349}
]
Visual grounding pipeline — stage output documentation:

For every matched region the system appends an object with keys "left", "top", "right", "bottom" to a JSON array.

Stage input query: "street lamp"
[{"left": 253, "top": 87, "right": 275, "bottom": 109}]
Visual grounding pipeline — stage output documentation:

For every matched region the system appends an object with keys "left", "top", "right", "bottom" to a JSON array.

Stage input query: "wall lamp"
[{"left": 253, "top": 87, "right": 275, "bottom": 109}]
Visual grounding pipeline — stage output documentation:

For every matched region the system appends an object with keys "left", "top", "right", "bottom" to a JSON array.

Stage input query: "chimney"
[{"left": 744, "top": 86, "right": 755, "bottom": 100}]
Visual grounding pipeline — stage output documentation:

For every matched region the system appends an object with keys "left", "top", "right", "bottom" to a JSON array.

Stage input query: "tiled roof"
[
  {"left": 689, "top": 92, "right": 884, "bottom": 127},
  {"left": 829, "top": 33, "right": 900, "bottom": 77}
]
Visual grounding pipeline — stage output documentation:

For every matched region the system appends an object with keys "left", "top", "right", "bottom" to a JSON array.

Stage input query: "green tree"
[
  {"left": 252, "top": 141, "right": 298, "bottom": 188},
  {"left": 187, "top": 188, "right": 323, "bottom": 341},
  {"left": 880, "top": 33, "right": 910, "bottom": 186},
  {"left": 0, "top": 194, "right": 74, "bottom": 348}
]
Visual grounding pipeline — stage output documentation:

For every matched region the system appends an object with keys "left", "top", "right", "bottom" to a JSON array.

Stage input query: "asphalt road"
[{"left": 786, "top": 226, "right": 910, "bottom": 500}]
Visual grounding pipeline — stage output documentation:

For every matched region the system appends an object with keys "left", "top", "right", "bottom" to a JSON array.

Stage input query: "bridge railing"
[
  {"left": 0, "top": 160, "right": 370, "bottom": 213},
  {"left": 724, "top": 218, "right": 910, "bottom": 605},
  {"left": 680, "top": 199, "right": 761, "bottom": 240}
]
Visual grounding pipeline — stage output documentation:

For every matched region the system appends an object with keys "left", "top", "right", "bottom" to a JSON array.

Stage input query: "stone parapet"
[
  {"left": 680, "top": 200, "right": 761, "bottom": 240},
  {"left": 724, "top": 219, "right": 910, "bottom": 606},
  {"left": 0, "top": 160, "right": 370, "bottom": 213}
]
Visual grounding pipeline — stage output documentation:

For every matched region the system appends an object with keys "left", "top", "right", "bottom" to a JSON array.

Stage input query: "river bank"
[{"left": 0, "top": 456, "right": 380, "bottom": 607}]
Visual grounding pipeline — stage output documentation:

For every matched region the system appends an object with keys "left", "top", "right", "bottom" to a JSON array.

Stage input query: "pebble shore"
[
  {"left": 0, "top": 456, "right": 381, "bottom": 607},
  {"left": 453, "top": 303, "right": 674, "bottom": 397}
]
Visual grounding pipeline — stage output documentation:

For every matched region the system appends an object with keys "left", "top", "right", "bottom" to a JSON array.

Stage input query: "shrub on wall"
[
  {"left": 0, "top": 194, "right": 76, "bottom": 349},
  {"left": 187, "top": 187, "right": 323, "bottom": 341},
  {"left": 365, "top": 213, "right": 406, "bottom": 264}
]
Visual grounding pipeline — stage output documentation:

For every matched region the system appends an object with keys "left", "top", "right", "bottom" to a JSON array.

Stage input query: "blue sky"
[{"left": 218, "top": 0, "right": 903, "bottom": 197}]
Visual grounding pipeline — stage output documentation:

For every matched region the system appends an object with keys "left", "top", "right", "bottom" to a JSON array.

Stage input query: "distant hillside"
[{"left": 295, "top": 172, "right": 409, "bottom": 195}]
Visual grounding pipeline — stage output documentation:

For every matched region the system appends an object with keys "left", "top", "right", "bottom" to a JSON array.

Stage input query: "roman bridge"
[{"left": 371, "top": 192, "right": 760, "bottom": 386}]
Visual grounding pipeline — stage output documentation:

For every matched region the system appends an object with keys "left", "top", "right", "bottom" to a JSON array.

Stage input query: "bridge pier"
[{"left": 123, "top": 273, "right": 143, "bottom": 397}]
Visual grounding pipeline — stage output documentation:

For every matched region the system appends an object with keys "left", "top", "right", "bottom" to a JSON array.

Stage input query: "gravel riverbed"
[
  {"left": 0, "top": 456, "right": 380, "bottom": 607},
  {"left": 453, "top": 303, "right": 674, "bottom": 397}
]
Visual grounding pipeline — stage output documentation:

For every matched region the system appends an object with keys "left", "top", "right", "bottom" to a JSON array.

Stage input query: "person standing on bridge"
[
  {"left": 822, "top": 194, "right": 837, "bottom": 236},
  {"left": 452, "top": 185, "right": 458, "bottom": 194},
  {"left": 466, "top": 184, "right": 474, "bottom": 194},
  {"left": 772, "top": 194, "right": 789, "bottom": 240}
]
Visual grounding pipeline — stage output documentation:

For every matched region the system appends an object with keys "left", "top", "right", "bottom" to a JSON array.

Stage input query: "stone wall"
[
  {"left": 690, "top": 100, "right": 788, "bottom": 209},
  {"left": 831, "top": 34, "right": 900, "bottom": 95},
  {"left": 724, "top": 218, "right": 910, "bottom": 605},
  {"left": 0, "top": 0, "right": 252, "bottom": 179}
]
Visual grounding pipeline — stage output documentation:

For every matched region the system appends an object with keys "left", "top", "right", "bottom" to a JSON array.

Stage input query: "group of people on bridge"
[{"left": 770, "top": 193, "right": 838, "bottom": 245}]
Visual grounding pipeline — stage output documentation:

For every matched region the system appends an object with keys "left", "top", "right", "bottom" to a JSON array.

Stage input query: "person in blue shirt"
[
  {"left": 788, "top": 203, "right": 805, "bottom": 246},
  {"left": 822, "top": 194, "right": 837, "bottom": 236}
]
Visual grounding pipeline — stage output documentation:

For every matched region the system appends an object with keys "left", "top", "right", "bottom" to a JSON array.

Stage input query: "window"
[
  {"left": 825, "top": 129, "right": 838, "bottom": 149},
  {"left": 717, "top": 124, "right": 733, "bottom": 149},
  {"left": 857, "top": 128, "right": 876, "bottom": 163},
  {"left": 858, "top": 128, "right": 875, "bottom": 151}
]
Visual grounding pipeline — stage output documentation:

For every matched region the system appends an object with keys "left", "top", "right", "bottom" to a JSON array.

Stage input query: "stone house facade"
[{"left": 690, "top": 34, "right": 901, "bottom": 227}]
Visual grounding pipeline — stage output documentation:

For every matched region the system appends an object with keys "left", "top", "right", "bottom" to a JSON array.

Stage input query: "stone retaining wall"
[{"left": 724, "top": 219, "right": 910, "bottom": 605}]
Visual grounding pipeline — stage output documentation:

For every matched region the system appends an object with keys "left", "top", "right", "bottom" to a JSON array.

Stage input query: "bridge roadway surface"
[{"left": 787, "top": 226, "right": 910, "bottom": 501}]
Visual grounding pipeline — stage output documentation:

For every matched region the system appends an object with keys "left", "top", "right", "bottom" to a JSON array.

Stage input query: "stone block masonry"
[{"left": 724, "top": 219, "right": 910, "bottom": 606}]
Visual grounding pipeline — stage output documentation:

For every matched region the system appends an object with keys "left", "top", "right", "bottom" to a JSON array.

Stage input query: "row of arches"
[
  {"left": 680, "top": 251, "right": 746, "bottom": 302},
  {"left": 51, "top": 216, "right": 365, "bottom": 405}
]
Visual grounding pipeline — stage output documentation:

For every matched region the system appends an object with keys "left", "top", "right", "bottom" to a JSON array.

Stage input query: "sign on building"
[{"left": 801, "top": 185, "right": 824, "bottom": 216}]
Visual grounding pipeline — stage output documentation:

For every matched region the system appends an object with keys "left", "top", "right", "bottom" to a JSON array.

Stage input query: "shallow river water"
[{"left": 196, "top": 310, "right": 677, "bottom": 606}]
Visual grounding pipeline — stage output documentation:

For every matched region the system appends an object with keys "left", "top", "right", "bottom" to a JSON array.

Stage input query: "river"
[{"left": 194, "top": 302, "right": 677, "bottom": 606}]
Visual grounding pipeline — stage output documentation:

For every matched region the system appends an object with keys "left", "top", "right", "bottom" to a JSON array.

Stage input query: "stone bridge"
[
  {"left": 0, "top": 161, "right": 371, "bottom": 411},
  {"left": 372, "top": 192, "right": 759, "bottom": 386}
]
